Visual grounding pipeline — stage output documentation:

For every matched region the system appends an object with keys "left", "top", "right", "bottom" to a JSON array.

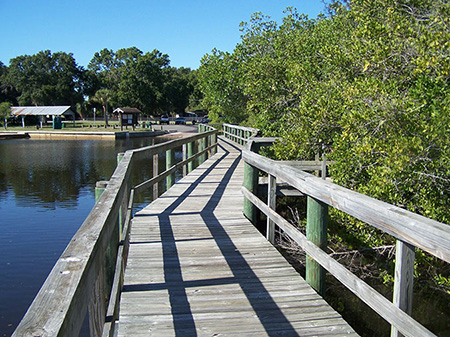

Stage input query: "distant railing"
[
  {"left": 222, "top": 123, "right": 259, "bottom": 145},
  {"left": 13, "top": 126, "right": 218, "bottom": 337},
  {"left": 241, "top": 137, "right": 450, "bottom": 337}
]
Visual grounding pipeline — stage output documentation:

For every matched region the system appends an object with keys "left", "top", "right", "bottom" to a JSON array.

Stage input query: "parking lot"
[{"left": 153, "top": 123, "right": 198, "bottom": 134}]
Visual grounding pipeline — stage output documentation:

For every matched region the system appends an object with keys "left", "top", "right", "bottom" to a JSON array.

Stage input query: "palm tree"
[{"left": 91, "top": 89, "right": 112, "bottom": 127}]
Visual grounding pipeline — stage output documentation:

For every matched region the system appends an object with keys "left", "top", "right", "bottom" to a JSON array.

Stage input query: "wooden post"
[
  {"left": 198, "top": 136, "right": 203, "bottom": 164},
  {"left": 207, "top": 133, "right": 212, "bottom": 158},
  {"left": 187, "top": 141, "right": 194, "bottom": 173},
  {"left": 153, "top": 153, "right": 158, "bottom": 200},
  {"left": 321, "top": 153, "right": 327, "bottom": 179},
  {"left": 267, "top": 174, "right": 276, "bottom": 244},
  {"left": 182, "top": 143, "right": 187, "bottom": 176},
  {"left": 243, "top": 162, "right": 259, "bottom": 224},
  {"left": 200, "top": 134, "right": 206, "bottom": 164},
  {"left": 166, "top": 148, "right": 174, "bottom": 189},
  {"left": 117, "top": 152, "right": 124, "bottom": 165},
  {"left": 213, "top": 132, "right": 217, "bottom": 155},
  {"left": 306, "top": 196, "right": 328, "bottom": 296},
  {"left": 95, "top": 181, "right": 108, "bottom": 203},
  {"left": 391, "top": 240, "right": 415, "bottom": 337},
  {"left": 315, "top": 153, "right": 320, "bottom": 177}
]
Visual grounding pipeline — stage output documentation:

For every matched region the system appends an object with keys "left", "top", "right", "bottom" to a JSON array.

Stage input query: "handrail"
[
  {"left": 242, "top": 137, "right": 450, "bottom": 337},
  {"left": 222, "top": 123, "right": 259, "bottom": 145},
  {"left": 13, "top": 127, "right": 218, "bottom": 337}
]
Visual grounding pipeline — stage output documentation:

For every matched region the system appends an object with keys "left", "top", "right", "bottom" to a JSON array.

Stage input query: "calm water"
[{"left": 0, "top": 136, "right": 182, "bottom": 336}]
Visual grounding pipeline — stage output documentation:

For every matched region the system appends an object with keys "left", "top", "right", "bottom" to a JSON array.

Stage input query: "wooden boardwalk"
[{"left": 117, "top": 137, "right": 358, "bottom": 336}]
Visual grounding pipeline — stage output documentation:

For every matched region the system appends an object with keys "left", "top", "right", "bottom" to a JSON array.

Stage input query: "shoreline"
[{"left": 0, "top": 129, "right": 169, "bottom": 140}]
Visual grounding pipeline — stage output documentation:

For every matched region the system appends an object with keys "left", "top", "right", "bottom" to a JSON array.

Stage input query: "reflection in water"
[
  {"left": 1, "top": 139, "right": 121, "bottom": 209},
  {"left": 0, "top": 136, "right": 180, "bottom": 336}
]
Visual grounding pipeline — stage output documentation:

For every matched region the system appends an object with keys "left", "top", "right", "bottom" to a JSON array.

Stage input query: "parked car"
[
  {"left": 201, "top": 116, "right": 211, "bottom": 124},
  {"left": 175, "top": 117, "right": 186, "bottom": 125},
  {"left": 160, "top": 115, "right": 170, "bottom": 124}
]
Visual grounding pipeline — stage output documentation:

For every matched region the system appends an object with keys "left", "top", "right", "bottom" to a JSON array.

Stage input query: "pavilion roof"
[{"left": 11, "top": 106, "right": 75, "bottom": 116}]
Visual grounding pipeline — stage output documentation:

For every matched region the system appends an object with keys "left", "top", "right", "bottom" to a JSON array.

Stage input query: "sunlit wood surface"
[{"left": 117, "top": 138, "right": 358, "bottom": 336}]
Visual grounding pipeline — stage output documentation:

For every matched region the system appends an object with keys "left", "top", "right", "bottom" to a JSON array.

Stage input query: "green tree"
[
  {"left": 198, "top": 49, "right": 248, "bottom": 123},
  {"left": 88, "top": 47, "right": 170, "bottom": 115},
  {"left": 90, "top": 89, "right": 113, "bottom": 127},
  {"left": 0, "top": 62, "right": 19, "bottom": 105},
  {"left": 0, "top": 101, "right": 12, "bottom": 128},
  {"left": 163, "top": 67, "right": 194, "bottom": 114},
  {"left": 186, "top": 69, "right": 204, "bottom": 112},
  {"left": 88, "top": 48, "right": 120, "bottom": 90},
  {"left": 3, "top": 50, "right": 84, "bottom": 106}
]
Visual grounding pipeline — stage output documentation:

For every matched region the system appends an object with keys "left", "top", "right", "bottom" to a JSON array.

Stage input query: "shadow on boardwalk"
[{"left": 119, "top": 138, "right": 356, "bottom": 336}]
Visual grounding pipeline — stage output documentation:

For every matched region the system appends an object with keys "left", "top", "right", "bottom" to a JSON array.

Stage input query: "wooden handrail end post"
[{"left": 306, "top": 196, "right": 328, "bottom": 296}]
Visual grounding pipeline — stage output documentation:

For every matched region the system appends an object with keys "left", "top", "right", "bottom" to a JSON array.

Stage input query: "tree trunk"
[{"left": 103, "top": 104, "right": 109, "bottom": 127}]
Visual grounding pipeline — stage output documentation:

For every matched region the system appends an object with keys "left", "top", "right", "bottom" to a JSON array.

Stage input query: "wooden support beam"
[
  {"left": 199, "top": 135, "right": 206, "bottom": 164},
  {"left": 243, "top": 162, "right": 259, "bottom": 224},
  {"left": 391, "top": 240, "right": 415, "bottom": 337},
  {"left": 182, "top": 143, "right": 187, "bottom": 176},
  {"left": 166, "top": 149, "right": 174, "bottom": 189},
  {"left": 267, "top": 174, "right": 276, "bottom": 244},
  {"left": 187, "top": 141, "right": 194, "bottom": 173},
  {"left": 306, "top": 196, "right": 328, "bottom": 296},
  {"left": 153, "top": 153, "right": 158, "bottom": 200}
]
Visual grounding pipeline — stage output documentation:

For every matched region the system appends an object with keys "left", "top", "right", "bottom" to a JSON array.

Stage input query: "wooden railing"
[
  {"left": 241, "top": 137, "right": 450, "bottom": 337},
  {"left": 12, "top": 126, "right": 218, "bottom": 337},
  {"left": 222, "top": 123, "right": 259, "bottom": 145}
]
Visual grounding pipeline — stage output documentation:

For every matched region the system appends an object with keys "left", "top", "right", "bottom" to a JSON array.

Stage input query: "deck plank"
[{"left": 117, "top": 137, "right": 358, "bottom": 336}]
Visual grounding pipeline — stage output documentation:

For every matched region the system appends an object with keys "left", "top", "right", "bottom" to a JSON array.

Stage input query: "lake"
[{"left": 0, "top": 136, "right": 184, "bottom": 336}]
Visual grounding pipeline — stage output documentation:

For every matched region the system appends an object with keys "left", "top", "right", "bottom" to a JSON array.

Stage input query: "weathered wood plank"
[{"left": 117, "top": 137, "right": 357, "bottom": 337}]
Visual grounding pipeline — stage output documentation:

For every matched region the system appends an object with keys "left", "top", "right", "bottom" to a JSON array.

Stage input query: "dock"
[
  {"left": 0, "top": 132, "right": 30, "bottom": 139},
  {"left": 117, "top": 138, "right": 357, "bottom": 336},
  {"left": 13, "top": 124, "right": 447, "bottom": 337}
]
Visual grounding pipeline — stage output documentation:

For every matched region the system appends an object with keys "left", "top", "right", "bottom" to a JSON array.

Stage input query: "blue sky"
[{"left": 0, "top": 1, "right": 325, "bottom": 70}]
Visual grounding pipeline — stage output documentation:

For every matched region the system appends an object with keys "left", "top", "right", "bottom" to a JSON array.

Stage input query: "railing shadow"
[
  {"left": 199, "top": 143, "right": 299, "bottom": 336},
  {"left": 125, "top": 138, "right": 298, "bottom": 336}
]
